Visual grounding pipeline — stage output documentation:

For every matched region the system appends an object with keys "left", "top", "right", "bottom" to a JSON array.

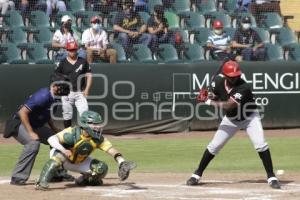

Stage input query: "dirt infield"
[
  {"left": 1, "top": 172, "right": 300, "bottom": 200},
  {"left": 1, "top": 129, "right": 299, "bottom": 199}
]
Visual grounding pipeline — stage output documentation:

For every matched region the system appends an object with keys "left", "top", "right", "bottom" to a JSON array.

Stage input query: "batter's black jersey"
[
  {"left": 55, "top": 57, "right": 91, "bottom": 91},
  {"left": 211, "top": 75, "right": 257, "bottom": 121}
]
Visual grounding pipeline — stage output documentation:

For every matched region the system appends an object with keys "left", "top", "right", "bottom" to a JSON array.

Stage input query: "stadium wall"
[{"left": 0, "top": 62, "right": 299, "bottom": 134}]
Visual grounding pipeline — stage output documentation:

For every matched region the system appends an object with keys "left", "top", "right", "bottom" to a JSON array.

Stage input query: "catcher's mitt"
[{"left": 118, "top": 161, "right": 137, "bottom": 181}]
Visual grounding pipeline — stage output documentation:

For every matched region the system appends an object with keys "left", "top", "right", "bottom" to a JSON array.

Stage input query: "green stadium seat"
[
  {"left": 196, "top": 0, "right": 217, "bottom": 15},
  {"left": 66, "top": 0, "right": 86, "bottom": 17},
  {"left": 288, "top": 44, "right": 300, "bottom": 61},
  {"left": 29, "top": 11, "right": 51, "bottom": 28},
  {"left": 181, "top": 12, "right": 205, "bottom": 31},
  {"left": 148, "top": 0, "right": 163, "bottom": 13},
  {"left": 131, "top": 44, "right": 157, "bottom": 63},
  {"left": 105, "top": 11, "right": 118, "bottom": 37},
  {"left": 274, "top": 27, "right": 297, "bottom": 47},
  {"left": 264, "top": 43, "right": 284, "bottom": 61},
  {"left": 182, "top": 43, "right": 205, "bottom": 63},
  {"left": 33, "top": 27, "right": 53, "bottom": 46},
  {"left": 110, "top": 42, "right": 128, "bottom": 63},
  {"left": 139, "top": 12, "right": 151, "bottom": 24},
  {"left": 171, "top": 0, "right": 191, "bottom": 15},
  {"left": 252, "top": 27, "right": 270, "bottom": 44},
  {"left": 7, "top": 27, "right": 28, "bottom": 48},
  {"left": 26, "top": 43, "right": 54, "bottom": 64},
  {"left": 192, "top": 27, "right": 211, "bottom": 46},
  {"left": 157, "top": 44, "right": 182, "bottom": 63},
  {"left": 223, "top": 27, "right": 236, "bottom": 39},
  {"left": 260, "top": 12, "right": 283, "bottom": 30},
  {"left": 223, "top": 0, "right": 238, "bottom": 15},
  {"left": 164, "top": 12, "right": 180, "bottom": 30},
  {"left": 0, "top": 43, "right": 28, "bottom": 64},
  {"left": 2, "top": 10, "right": 24, "bottom": 28}
]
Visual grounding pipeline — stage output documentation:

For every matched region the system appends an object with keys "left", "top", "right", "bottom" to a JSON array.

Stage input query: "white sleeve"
[
  {"left": 81, "top": 30, "right": 90, "bottom": 45},
  {"left": 52, "top": 30, "right": 61, "bottom": 42},
  {"left": 48, "top": 135, "right": 67, "bottom": 152},
  {"left": 103, "top": 31, "right": 109, "bottom": 46}
]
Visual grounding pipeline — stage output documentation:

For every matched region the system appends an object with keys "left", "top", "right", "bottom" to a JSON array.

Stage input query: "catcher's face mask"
[{"left": 88, "top": 123, "right": 103, "bottom": 138}]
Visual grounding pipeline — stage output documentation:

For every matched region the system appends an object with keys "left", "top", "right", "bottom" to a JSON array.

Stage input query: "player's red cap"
[
  {"left": 222, "top": 61, "right": 241, "bottom": 77},
  {"left": 66, "top": 41, "right": 78, "bottom": 50},
  {"left": 213, "top": 20, "right": 223, "bottom": 29}
]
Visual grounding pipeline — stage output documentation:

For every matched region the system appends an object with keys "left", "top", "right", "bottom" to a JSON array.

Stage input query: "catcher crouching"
[{"left": 35, "top": 110, "right": 136, "bottom": 190}]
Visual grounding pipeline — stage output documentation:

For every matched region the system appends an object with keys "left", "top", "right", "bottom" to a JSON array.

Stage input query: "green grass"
[{"left": 1, "top": 136, "right": 300, "bottom": 176}]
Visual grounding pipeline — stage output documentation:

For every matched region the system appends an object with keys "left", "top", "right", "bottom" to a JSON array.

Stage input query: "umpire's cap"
[{"left": 222, "top": 61, "right": 241, "bottom": 77}]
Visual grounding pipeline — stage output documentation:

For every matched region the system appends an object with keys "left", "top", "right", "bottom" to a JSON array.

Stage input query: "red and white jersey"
[
  {"left": 82, "top": 28, "right": 108, "bottom": 49},
  {"left": 52, "top": 30, "right": 77, "bottom": 46}
]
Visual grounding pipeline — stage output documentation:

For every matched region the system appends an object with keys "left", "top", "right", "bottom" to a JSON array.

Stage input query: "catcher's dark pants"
[{"left": 11, "top": 124, "right": 54, "bottom": 182}]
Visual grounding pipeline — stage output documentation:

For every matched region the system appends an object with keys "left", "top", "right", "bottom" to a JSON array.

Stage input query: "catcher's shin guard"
[
  {"left": 90, "top": 159, "right": 108, "bottom": 178},
  {"left": 35, "top": 159, "right": 60, "bottom": 190}
]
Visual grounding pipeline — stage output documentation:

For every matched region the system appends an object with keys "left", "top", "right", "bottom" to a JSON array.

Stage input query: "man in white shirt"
[{"left": 82, "top": 16, "right": 117, "bottom": 64}]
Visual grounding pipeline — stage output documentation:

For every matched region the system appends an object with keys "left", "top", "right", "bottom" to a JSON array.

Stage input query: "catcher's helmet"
[
  {"left": 80, "top": 111, "right": 104, "bottom": 139},
  {"left": 213, "top": 20, "right": 223, "bottom": 29},
  {"left": 222, "top": 61, "right": 241, "bottom": 77}
]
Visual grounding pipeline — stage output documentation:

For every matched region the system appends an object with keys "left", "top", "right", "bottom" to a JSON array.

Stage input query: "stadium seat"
[
  {"left": 223, "top": 27, "right": 236, "bottom": 39},
  {"left": 26, "top": 43, "right": 54, "bottom": 64},
  {"left": 2, "top": 10, "right": 24, "bottom": 28},
  {"left": 260, "top": 12, "right": 283, "bottom": 30},
  {"left": 252, "top": 27, "right": 270, "bottom": 44},
  {"left": 287, "top": 44, "right": 300, "bottom": 61},
  {"left": 192, "top": 27, "right": 211, "bottom": 46},
  {"left": 164, "top": 12, "right": 180, "bottom": 30},
  {"left": 0, "top": 43, "right": 28, "bottom": 64},
  {"left": 274, "top": 27, "right": 297, "bottom": 47},
  {"left": 181, "top": 12, "right": 205, "bottom": 31},
  {"left": 110, "top": 42, "right": 128, "bottom": 63},
  {"left": 264, "top": 43, "right": 284, "bottom": 61},
  {"left": 196, "top": 0, "right": 217, "bottom": 15},
  {"left": 7, "top": 27, "right": 28, "bottom": 48},
  {"left": 131, "top": 44, "right": 156, "bottom": 63},
  {"left": 105, "top": 11, "right": 118, "bottom": 38},
  {"left": 148, "top": 0, "right": 163, "bottom": 14},
  {"left": 171, "top": 0, "right": 191, "bottom": 15},
  {"left": 156, "top": 44, "right": 182, "bottom": 63},
  {"left": 33, "top": 27, "right": 53, "bottom": 46},
  {"left": 139, "top": 12, "right": 151, "bottom": 24},
  {"left": 182, "top": 43, "right": 205, "bottom": 63},
  {"left": 29, "top": 11, "right": 51, "bottom": 28},
  {"left": 66, "top": 0, "right": 86, "bottom": 17},
  {"left": 223, "top": 0, "right": 238, "bottom": 15}
]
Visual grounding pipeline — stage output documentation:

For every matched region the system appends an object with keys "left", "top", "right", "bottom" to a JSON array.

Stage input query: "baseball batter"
[
  {"left": 35, "top": 110, "right": 136, "bottom": 190},
  {"left": 55, "top": 41, "right": 92, "bottom": 128},
  {"left": 186, "top": 61, "right": 280, "bottom": 189}
]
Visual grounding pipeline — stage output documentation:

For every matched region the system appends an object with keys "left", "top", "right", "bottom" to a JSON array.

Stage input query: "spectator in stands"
[
  {"left": 0, "top": 0, "right": 15, "bottom": 27},
  {"left": 52, "top": 15, "right": 86, "bottom": 62},
  {"left": 148, "top": 4, "right": 174, "bottom": 53},
  {"left": 207, "top": 20, "right": 233, "bottom": 61},
  {"left": 235, "top": 0, "right": 252, "bottom": 13},
  {"left": 134, "top": 0, "right": 148, "bottom": 12},
  {"left": 82, "top": 16, "right": 117, "bottom": 64},
  {"left": 113, "top": 0, "right": 151, "bottom": 58},
  {"left": 46, "top": 0, "right": 66, "bottom": 17},
  {"left": 232, "top": 16, "right": 265, "bottom": 61},
  {"left": 249, "top": 0, "right": 281, "bottom": 26},
  {"left": 93, "top": 0, "right": 122, "bottom": 15},
  {"left": 16, "top": 0, "right": 47, "bottom": 19}
]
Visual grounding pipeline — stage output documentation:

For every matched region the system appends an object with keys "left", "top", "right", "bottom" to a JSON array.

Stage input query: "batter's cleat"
[
  {"left": 268, "top": 177, "right": 281, "bottom": 189},
  {"left": 186, "top": 174, "right": 200, "bottom": 186}
]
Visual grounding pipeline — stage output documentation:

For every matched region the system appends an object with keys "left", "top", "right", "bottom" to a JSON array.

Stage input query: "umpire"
[{"left": 4, "top": 74, "right": 70, "bottom": 185}]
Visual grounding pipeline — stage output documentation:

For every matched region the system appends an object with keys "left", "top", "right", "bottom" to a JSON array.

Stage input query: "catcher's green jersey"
[{"left": 56, "top": 127, "right": 112, "bottom": 164}]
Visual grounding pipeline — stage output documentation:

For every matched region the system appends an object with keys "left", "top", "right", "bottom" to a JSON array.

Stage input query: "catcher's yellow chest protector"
[{"left": 63, "top": 127, "right": 103, "bottom": 163}]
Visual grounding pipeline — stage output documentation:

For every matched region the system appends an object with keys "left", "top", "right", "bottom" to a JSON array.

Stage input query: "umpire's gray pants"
[{"left": 11, "top": 124, "right": 54, "bottom": 181}]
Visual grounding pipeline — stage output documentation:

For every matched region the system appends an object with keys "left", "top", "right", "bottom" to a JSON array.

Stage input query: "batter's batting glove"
[
  {"left": 118, "top": 161, "right": 137, "bottom": 181},
  {"left": 197, "top": 89, "right": 208, "bottom": 102}
]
